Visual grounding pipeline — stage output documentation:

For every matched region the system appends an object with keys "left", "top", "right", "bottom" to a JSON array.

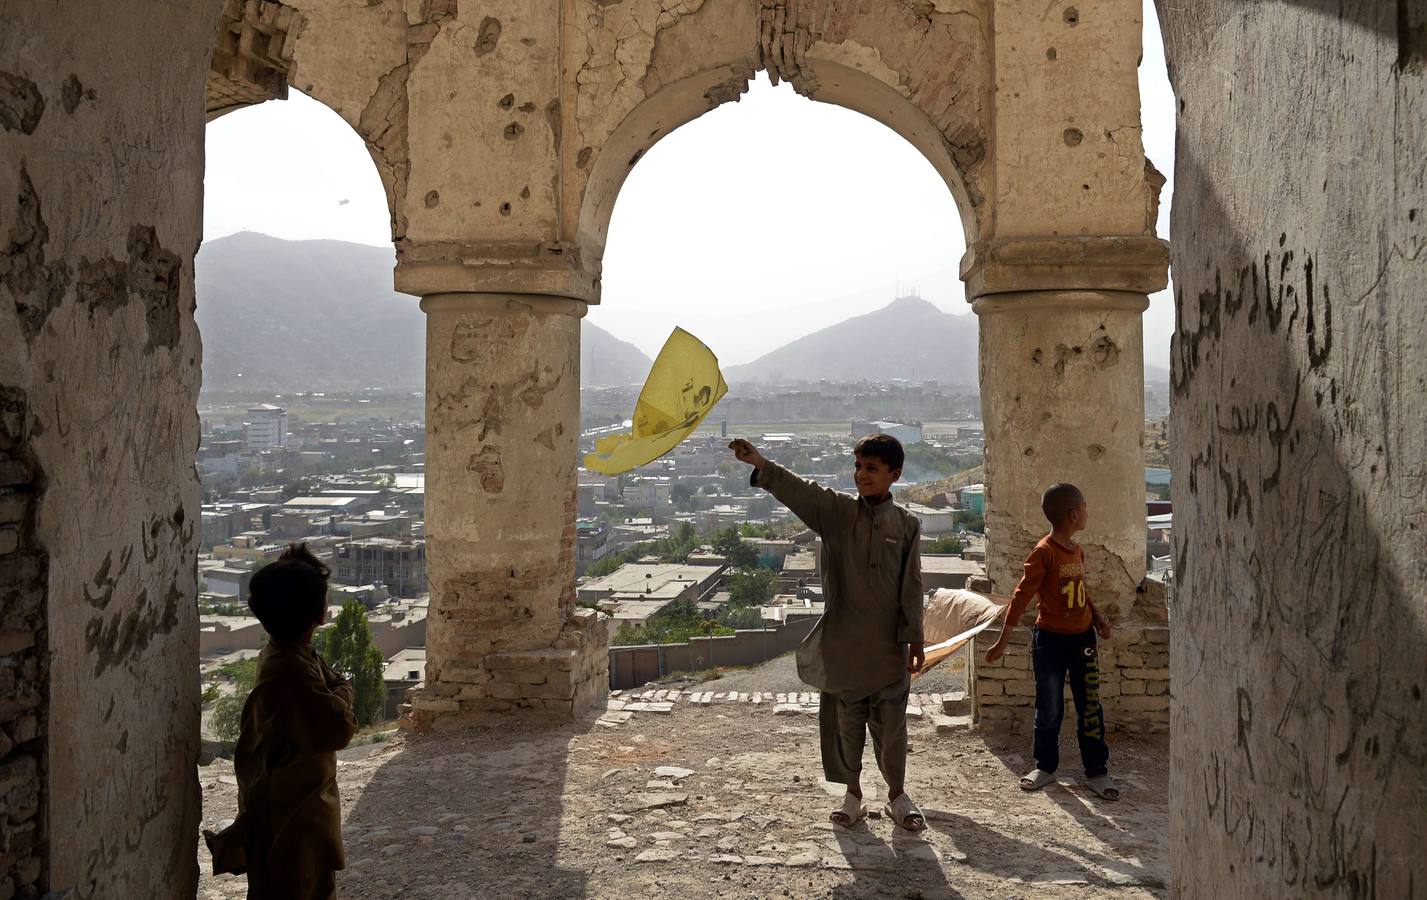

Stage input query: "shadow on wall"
[{"left": 1162, "top": 49, "right": 1426, "bottom": 897}]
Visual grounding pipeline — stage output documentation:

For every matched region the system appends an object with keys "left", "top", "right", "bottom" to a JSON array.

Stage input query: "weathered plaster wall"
[
  {"left": 1160, "top": 1, "right": 1427, "bottom": 896},
  {"left": 0, "top": 0, "right": 211, "bottom": 895},
  {"left": 389, "top": 0, "right": 995, "bottom": 301},
  {"left": 413, "top": 294, "right": 607, "bottom": 726},
  {"left": 572, "top": 0, "right": 994, "bottom": 267},
  {"left": 990, "top": 0, "right": 1160, "bottom": 239},
  {"left": 976, "top": 292, "right": 1148, "bottom": 607},
  {"left": 285, "top": 0, "right": 409, "bottom": 239}
]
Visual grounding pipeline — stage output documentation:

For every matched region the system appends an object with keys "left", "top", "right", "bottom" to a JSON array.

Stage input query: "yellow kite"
[{"left": 583, "top": 328, "right": 728, "bottom": 476}]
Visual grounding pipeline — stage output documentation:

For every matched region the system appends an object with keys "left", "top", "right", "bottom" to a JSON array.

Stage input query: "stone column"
[
  {"left": 975, "top": 290, "right": 1148, "bottom": 604},
  {"left": 963, "top": 238, "right": 1166, "bottom": 732},
  {"left": 409, "top": 291, "right": 607, "bottom": 728}
]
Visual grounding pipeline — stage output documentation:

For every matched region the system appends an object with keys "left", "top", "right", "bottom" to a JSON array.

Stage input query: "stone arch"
[
  {"left": 569, "top": 1, "right": 992, "bottom": 291},
  {"left": 205, "top": 0, "right": 412, "bottom": 243}
]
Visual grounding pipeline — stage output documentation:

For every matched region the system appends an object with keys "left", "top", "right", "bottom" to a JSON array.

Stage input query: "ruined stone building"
[{"left": 1, "top": 0, "right": 1423, "bottom": 897}]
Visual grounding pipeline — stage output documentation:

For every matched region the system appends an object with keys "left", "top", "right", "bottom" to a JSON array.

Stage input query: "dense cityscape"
[{"left": 193, "top": 377, "right": 1171, "bottom": 742}]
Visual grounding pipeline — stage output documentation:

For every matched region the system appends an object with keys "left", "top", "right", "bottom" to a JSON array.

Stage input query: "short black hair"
[
  {"left": 247, "top": 543, "right": 330, "bottom": 641},
  {"left": 1041, "top": 483, "right": 1085, "bottom": 527},
  {"left": 854, "top": 433, "right": 905, "bottom": 471}
]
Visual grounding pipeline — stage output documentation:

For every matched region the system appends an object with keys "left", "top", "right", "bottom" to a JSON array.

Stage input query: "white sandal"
[
  {"left": 1086, "top": 774, "right": 1120, "bottom": 800},
  {"left": 1020, "top": 768, "right": 1055, "bottom": 791},
  {"left": 884, "top": 793, "right": 926, "bottom": 831},
  {"left": 829, "top": 791, "right": 866, "bottom": 826}
]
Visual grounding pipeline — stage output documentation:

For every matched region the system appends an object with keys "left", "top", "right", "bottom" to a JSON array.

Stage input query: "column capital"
[
  {"left": 971, "top": 289, "right": 1149, "bottom": 316},
  {"left": 395, "top": 238, "right": 601, "bottom": 304},
  {"left": 960, "top": 235, "right": 1169, "bottom": 299},
  {"left": 419, "top": 292, "right": 588, "bottom": 318}
]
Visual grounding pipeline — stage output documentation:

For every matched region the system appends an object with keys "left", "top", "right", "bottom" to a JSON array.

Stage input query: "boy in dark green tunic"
[{"left": 729, "top": 434, "right": 926, "bottom": 830}]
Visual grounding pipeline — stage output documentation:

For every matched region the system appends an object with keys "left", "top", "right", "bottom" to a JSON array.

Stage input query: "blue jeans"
[{"left": 1031, "top": 626, "right": 1109, "bottom": 777}]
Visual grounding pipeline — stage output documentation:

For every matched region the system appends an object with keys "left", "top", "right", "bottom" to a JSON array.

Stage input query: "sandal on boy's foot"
[
  {"left": 1085, "top": 775, "right": 1120, "bottom": 801},
  {"left": 829, "top": 792, "right": 866, "bottom": 827},
  {"left": 1019, "top": 769, "right": 1056, "bottom": 791},
  {"left": 883, "top": 793, "right": 927, "bottom": 832}
]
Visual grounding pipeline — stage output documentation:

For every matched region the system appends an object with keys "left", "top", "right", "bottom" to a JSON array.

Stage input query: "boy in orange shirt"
[{"left": 984, "top": 483, "right": 1119, "bottom": 800}]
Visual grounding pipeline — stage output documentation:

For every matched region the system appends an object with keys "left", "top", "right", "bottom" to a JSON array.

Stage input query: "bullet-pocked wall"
[
  {"left": 0, "top": 0, "right": 217, "bottom": 894},
  {"left": 1159, "top": 1, "right": 1427, "bottom": 896}
]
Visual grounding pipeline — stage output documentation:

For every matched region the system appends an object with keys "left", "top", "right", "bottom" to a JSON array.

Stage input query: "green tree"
[
  {"left": 727, "top": 568, "right": 775, "bottom": 607},
  {"left": 279, "top": 476, "right": 316, "bottom": 501},
  {"left": 671, "top": 482, "right": 696, "bottom": 510},
  {"left": 954, "top": 510, "right": 985, "bottom": 533},
  {"left": 610, "top": 596, "right": 737, "bottom": 647},
  {"left": 313, "top": 599, "right": 387, "bottom": 726},
  {"left": 717, "top": 605, "right": 765, "bottom": 629},
  {"left": 925, "top": 535, "right": 964, "bottom": 554},
  {"left": 712, "top": 527, "right": 759, "bottom": 569},
  {"left": 210, "top": 656, "right": 258, "bottom": 742}
]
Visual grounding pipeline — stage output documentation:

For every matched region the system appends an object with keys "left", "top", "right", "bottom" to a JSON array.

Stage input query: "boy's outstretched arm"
[
  {"left": 984, "top": 548, "right": 1048, "bottom": 664},
  {"left": 728, "top": 438, "right": 854, "bottom": 536}
]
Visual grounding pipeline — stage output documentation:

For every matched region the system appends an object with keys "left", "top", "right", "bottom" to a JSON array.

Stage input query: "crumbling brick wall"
[
  {"left": 1, "top": 1, "right": 215, "bottom": 895},
  {"left": 974, "top": 578, "right": 1171, "bottom": 735},
  {"left": 0, "top": 388, "right": 44, "bottom": 900}
]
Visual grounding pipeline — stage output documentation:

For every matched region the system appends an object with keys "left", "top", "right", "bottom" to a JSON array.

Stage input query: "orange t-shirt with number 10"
[{"left": 1012, "top": 535, "right": 1093, "bottom": 635}]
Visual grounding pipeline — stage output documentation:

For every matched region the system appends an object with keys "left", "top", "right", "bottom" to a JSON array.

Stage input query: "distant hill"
[
  {"left": 195, "top": 233, "right": 651, "bottom": 392},
  {"left": 725, "top": 296, "right": 979, "bottom": 386},
  {"left": 582, "top": 323, "right": 652, "bottom": 387},
  {"left": 725, "top": 294, "right": 1171, "bottom": 387}
]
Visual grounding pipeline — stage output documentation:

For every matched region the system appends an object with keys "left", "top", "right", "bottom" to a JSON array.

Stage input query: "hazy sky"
[{"left": 204, "top": 1, "right": 1176, "bottom": 369}]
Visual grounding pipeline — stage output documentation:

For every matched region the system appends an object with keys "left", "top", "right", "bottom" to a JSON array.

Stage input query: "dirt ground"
[{"left": 197, "top": 698, "right": 1168, "bottom": 900}]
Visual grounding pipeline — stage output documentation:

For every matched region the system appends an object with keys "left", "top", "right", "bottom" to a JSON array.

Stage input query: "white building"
[
  {"left": 244, "top": 404, "right": 288, "bottom": 451},
  {"left": 851, "top": 420, "right": 924, "bottom": 446}
]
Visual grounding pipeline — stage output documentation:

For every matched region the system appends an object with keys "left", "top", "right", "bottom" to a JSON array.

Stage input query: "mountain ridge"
[
  {"left": 724, "top": 295, "right": 980, "bottom": 386},
  {"left": 194, "top": 232, "right": 651, "bottom": 392},
  {"left": 194, "top": 233, "right": 1167, "bottom": 393}
]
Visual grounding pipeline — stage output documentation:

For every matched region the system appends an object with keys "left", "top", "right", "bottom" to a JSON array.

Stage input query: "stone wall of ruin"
[
  {"left": 1159, "top": 1, "right": 1426, "bottom": 896},
  {"left": 0, "top": 0, "right": 213, "bottom": 895},
  {"left": 373, "top": 0, "right": 1165, "bottom": 729}
]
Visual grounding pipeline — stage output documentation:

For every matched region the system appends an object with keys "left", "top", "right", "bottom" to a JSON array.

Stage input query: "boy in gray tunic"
[{"left": 729, "top": 434, "right": 926, "bottom": 830}]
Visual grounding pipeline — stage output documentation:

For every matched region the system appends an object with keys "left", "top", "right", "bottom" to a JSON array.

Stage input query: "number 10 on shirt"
[{"left": 1061, "top": 580, "right": 1087, "bottom": 609}]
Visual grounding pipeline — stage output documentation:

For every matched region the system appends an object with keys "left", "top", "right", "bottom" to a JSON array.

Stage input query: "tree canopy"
[{"left": 313, "top": 599, "right": 387, "bottom": 727}]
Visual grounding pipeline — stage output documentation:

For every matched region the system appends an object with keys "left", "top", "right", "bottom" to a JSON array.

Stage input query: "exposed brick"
[
  {"left": 0, "top": 462, "right": 29, "bottom": 489},
  {"left": 0, "top": 633, "right": 34, "bottom": 656},
  {"left": 0, "top": 757, "right": 36, "bottom": 797},
  {"left": 7, "top": 717, "right": 36, "bottom": 746},
  {"left": 0, "top": 496, "right": 26, "bottom": 527},
  {"left": 1115, "top": 695, "right": 1170, "bottom": 712},
  {"left": 1122, "top": 667, "right": 1169, "bottom": 681}
]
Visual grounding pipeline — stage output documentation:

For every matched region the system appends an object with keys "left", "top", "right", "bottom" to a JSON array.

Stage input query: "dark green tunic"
[{"left": 753, "top": 461, "right": 924, "bottom": 700}]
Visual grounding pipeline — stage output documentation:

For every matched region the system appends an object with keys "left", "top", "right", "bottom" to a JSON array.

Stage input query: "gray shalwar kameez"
[{"left": 752, "top": 461, "right": 924, "bottom": 791}]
